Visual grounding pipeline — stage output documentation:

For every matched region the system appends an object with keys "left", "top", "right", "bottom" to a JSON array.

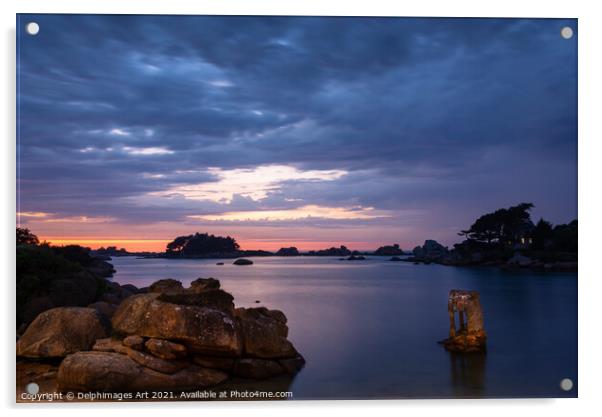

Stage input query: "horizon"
[
  {"left": 17, "top": 15, "right": 577, "bottom": 252},
  {"left": 30, "top": 236, "right": 405, "bottom": 253}
]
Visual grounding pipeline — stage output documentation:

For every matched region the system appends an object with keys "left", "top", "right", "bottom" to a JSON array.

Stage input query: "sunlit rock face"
[
  {"left": 111, "top": 292, "right": 242, "bottom": 356},
  {"left": 50, "top": 278, "right": 304, "bottom": 393},
  {"left": 440, "top": 289, "right": 487, "bottom": 353},
  {"left": 17, "top": 307, "right": 108, "bottom": 358}
]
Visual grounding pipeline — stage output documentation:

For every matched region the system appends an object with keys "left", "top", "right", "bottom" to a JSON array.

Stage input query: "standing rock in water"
[
  {"left": 233, "top": 258, "right": 253, "bottom": 265},
  {"left": 439, "top": 289, "right": 487, "bottom": 353}
]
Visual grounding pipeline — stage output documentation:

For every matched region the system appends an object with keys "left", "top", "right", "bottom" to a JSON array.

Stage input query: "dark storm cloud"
[{"left": 17, "top": 14, "right": 577, "bottom": 240}]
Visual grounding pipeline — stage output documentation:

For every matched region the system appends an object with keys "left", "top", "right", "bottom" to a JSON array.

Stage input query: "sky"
[{"left": 16, "top": 15, "right": 578, "bottom": 252}]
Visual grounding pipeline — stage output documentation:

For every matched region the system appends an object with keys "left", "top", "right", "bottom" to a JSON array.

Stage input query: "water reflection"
[{"left": 448, "top": 352, "right": 487, "bottom": 397}]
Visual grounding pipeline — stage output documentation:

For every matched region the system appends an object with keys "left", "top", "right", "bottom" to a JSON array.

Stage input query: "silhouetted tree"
[
  {"left": 531, "top": 219, "right": 554, "bottom": 250},
  {"left": 166, "top": 232, "right": 240, "bottom": 256},
  {"left": 459, "top": 203, "right": 534, "bottom": 245},
  {"left": 16, "top": 227, "right": 39, "bottom": 246},
  {"left": 551, "top": 220, "right": 578, "bottom": 252}
]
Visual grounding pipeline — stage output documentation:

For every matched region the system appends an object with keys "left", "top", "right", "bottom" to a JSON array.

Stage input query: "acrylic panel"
[{"left": 16, "top": 14, "right": 578, "bottom": 402}]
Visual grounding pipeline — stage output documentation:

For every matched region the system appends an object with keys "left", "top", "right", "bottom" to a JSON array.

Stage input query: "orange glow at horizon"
[{"left": 41, "top": 237, "right": 387, "bottom": 253}]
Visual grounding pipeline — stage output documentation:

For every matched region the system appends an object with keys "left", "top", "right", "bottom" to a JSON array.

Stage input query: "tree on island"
[
  {"left": 275, "top": 247, "right": 300, "bottom": 256},
  {"left": 95, "top": 246, "right": 129, "bottom": 256},
  {"left": 459, "top": 202, "right": 534, "bottom": 245},
  {"left": 166, "top": 232, "right": 240, "bottom": 257},
  {"left": 531, "top": 219, "right": 554, "bottom": 250},
  {"left": 374, "top": 244, "right": 403, "bottom": 256},
  {"left": 307, "top": 246, "right": 352, "bottom": 256}
]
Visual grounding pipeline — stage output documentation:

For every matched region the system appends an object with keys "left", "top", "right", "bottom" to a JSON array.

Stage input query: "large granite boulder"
[
  {"left": 87, "top": 301, "right": 118, "bottom": 320},
  {"left": 24, "top": 278, "right": 305, "bottom": 393},
  {"left": 17, "top": 307, "right": 108, "bottom": 358},
  {"left": 157, "top": 289, "right": 235, "bottom": 316},
  {"left": 190, "top": 277, "right": 220, "bottom": 292},
  {"left": 145, "top": 338, "right": 187, "bottom": 360},
  {"left": 148, "top": 279, "right": 184, "bottom": 294},
  {"left": 192, "top": 355, "right": 235, "bottom": 371},
  {"left": 233, "top": 358, "right": 284, "bottom": 379},
  {"left": 235, "top": 307, "right": 297, "bottom": 359},
  {"left": 112, "top": 293, "right": 241, "bottom": 356},
  {"left": 57, "top": 351, "right": 228, "bottom": 392}
]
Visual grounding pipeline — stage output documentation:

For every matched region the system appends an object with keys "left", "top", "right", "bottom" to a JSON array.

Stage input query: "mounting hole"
[
  {"left": 560, "top": 378, "right": 574, "bottom": 391},
  {"left": 560, "top": 26, "right": 573, "bottom": 39},
  {"left": 26, "top": 382, "right": 39, "bottom": 395},
  {"left": 26, "top": 22, "right": 40, "bottom": 36}
]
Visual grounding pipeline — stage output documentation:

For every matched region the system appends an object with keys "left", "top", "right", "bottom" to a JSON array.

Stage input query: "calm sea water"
[{"left": 110, "top": 256, "right": 577, "bottom": 399}]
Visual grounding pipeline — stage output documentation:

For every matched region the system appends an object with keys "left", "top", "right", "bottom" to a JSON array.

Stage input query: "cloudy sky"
[{"left": 17, "top": 15, "right": 577, "bottom": 251}]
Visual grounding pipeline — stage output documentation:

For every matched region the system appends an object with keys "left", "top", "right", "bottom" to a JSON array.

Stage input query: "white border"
[{"left": 2, "top": 1, "right": 601, "bottom": 416}]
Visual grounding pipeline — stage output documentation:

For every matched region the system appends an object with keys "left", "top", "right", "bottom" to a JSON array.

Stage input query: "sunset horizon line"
[{"left": 34, "top": 236, "right": 417, "bottom": 253}]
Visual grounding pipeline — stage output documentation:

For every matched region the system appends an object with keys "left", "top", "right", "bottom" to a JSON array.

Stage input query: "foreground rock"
[
  {"left": 17, "top": 307, "right": 107, "bottom": 358},
  {"left": 112, "top": 293, "right": 241, "bottom": 356},
  {"left": 43, "top": 278, "right": 305, "bottom": 393},
  {"left": 439, "top": 289, "right": 487, "bottom": 353},
  {"left": 236, "top": 307, "right": 297, "bottom": 358},
  {"left": 58, "top": 351, "right": 228, "bottom": 392}
]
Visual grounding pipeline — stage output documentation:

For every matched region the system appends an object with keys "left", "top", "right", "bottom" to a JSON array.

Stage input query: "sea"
[{"left": 110, "top": 256, "right": 577, "bottom": 399}]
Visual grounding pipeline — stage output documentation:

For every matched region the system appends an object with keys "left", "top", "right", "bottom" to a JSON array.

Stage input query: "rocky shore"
[
  {"left": 402, "top": 239, "right": 577, "bottom": 272},
  {"left": 17, "top": 277, "right": 304, "bottom": 400}
]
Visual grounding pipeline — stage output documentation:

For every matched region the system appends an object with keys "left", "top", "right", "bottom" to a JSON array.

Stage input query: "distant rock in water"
[
  {"left": 412, "top": 240, "right": 449, "bottom": 262},
  {"left": 346, "top": 255, "right": 366, "bottom": 261},
  {"left": 233, "top": 258, "right": 253, "bottom": 266},
  {"left": 216, "top": 262, "right": 224, "bottom": 265},
  {"left": 275, "top": 247, "right": 300, "bottom": 256},
  {"left": 389, "top": 256, "right": 403, "bottom": 262},
  {"left": 307, "top": 245, "right": 351, "bottom": 257},
  {"left": 374, "top": 244, "right": 404, "bottom": 256}
]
